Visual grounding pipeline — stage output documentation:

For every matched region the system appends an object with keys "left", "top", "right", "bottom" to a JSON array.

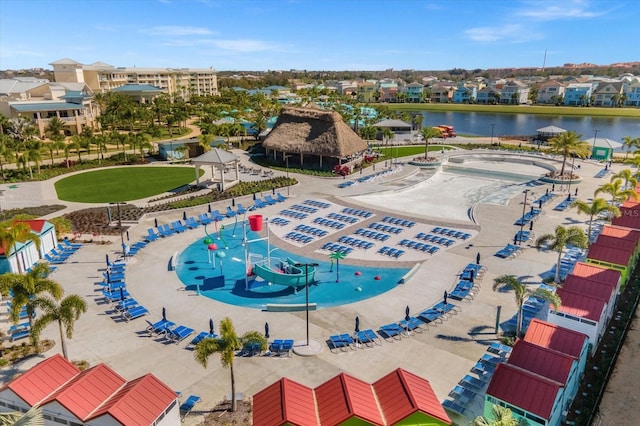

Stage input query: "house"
[
  {"left": 357, "top": 80, "right": 378, "bottom": 103},
  {"left": 475, "top": 86, "right": 500, "bottom": 104},
  {"left": 253, "top": 368, "right": 451, "bottom": 426},
  {"left": 378, "top": 81, "right": 398, "bottom": 103},
  {"left": 592, "top": 81, "right": 624, "bottom": 106},
  {"left": 598, "top": 225, "right": 640, "bottom": 258},
  {"left": 485, "top": 363, "right": 565, "bottom": 426},
  {"left": 0, "top": 354, "right": 180, "bottom": 425},
  {"left": 623, "top": 81, "right": 640, "bottom": 106},
  {"left": 564, "top": 83, "right": 595, "bottom": 106},
  {"left": 452, "top": 84, "right": 477, "bottom": 103},
  {"left": 398, "top": 82, "right": 425, "bottom": 103},
  {"left": 586, "top": 243, "right": 635, "bottom": 285},
  {"left": 500, "top": 80, "right": 530, "bottom": 104},
  {"left": 430, "top": 83, "right": 453, "bottom": 103},
  {"left": 536, "top": 80, "right": 565, "bottom": 104}
]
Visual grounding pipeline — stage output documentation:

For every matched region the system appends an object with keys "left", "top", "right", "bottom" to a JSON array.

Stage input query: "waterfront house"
[{"left": 536, "top": 80, "right": 566, "bottom": 104}]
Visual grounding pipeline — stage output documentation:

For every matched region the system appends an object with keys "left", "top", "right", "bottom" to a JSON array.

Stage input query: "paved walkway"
[{"left": 0, "top": 150, "right": 617, "bottom": 424}]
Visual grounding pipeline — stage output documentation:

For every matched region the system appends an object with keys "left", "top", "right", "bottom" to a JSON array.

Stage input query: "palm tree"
[
  {"left": 0, "top": 263, "right": 63, "bottom": 327},
  {"left": 0, "top": 222, "right": 41, "bottom": 273},
  {"left": 475, "top": 404, "right": 526, "bottom": 426},
  {"left": 329, "top": 251, "right": 346, "bottom": 282},
  {"left": 535, "top": 225, "right": 588, "bottom": 283},
  {"left": 547, "top": 131, "right": 590, "bottom": 177},
  {"left": 194, "top": 317, "right": 241, "bottom": 411},
  {"left": 611, "top": 168, "right": 638, "bottom": 190},
  {"left": 31, "top": 294, "right": 87, "bottom": 358},
  {"left": 622, "top": 136, "right": 639, "bottom": 159},
  {"left": 420, "top": 127, "right": 443, "bottom": 160},
  {"left": 45, "top": 117, "right": 65, "bottom": 141},
  {"left": 571, "top": 198, "right": 620, "bottom": 243},
  {"left": 493, "top": 275, "right": 561, "bottom": 336},
  {"left": 0, "top": 405, "right": 44, "bottom": 426},
  {"left": 595, "top": 178, "right": 638, "bottom": 204}
]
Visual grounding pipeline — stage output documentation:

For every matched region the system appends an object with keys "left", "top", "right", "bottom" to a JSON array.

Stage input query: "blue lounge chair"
[
  {"left": 188, "top": 331, "right": 217, "bottom": 348},
  {"left": 197, "top": 213, "right": 213, "bottom": 225},
  {"left": 443, "top": 399, "right": 466, "bottom": 415},
  {"left": 210, "top": 210, "right": 225, "bottom": 221},
  {"left": 44, "top": 253, "right": 65, "bottom": 264},
  {"left": 63, "top": 239, "right": 83, "bottom": 249},
  {"left": 122, "top": 305, "right": 149, "bottom": 322},
  {"left": 269, "top": 339, "right": 283, "bottom": 353},
  {"left": 185, "top": 217, "right": 200, "bottom": 229},
  {"left": 379, "top": 323, "right": 405, "bottom": 340},
  {"left": 171, "top": 221, "right": 187, "bottom": 233},
  {"left": 355, "top": 329, "right": 382, "bottom": 347},
  {"left": 146, "top": 319, "right": 176, "bottom": 335},
  {"left": 460, "top": 374, "right": 487, "bottom": 391},
  {"left": 487, "top": 342, "right": 512, "bottom": 356},
  {"left": 145, "top": 228, "right": 161, "bottom": 241},
  {"left": 180, "top": 395, "right": 201, "bottom": 420},
  {"left": 51, "top": 248, "right": 72, "bottom": 259},
  {"left": 236, "top": 203, "right": 247, "bottom": 214},
  {"left": 254, "top": 198, "right": 268, "bottom": 208},
  {"left": 448, "top": 385, "right": 478, "bottom": 405},
  {"left": 418, "top": 308, "right": 443, "bottom": 324},
  {"left": 103, "top": 289, "right": 129, "bottom": 303},
  {"left": 226, "top": 206, "right": 236, "bottom": 217},
  {"left": 114, "top": 298, "right": 138, "bottom": 312},
  {"left": 157, "top": 224, "right": 175, "bottom": 237},
  {"left": 265, "top": 195, "right": 279, "bottom": 205},
  {"left": 276, "top": 192, "right": 287, "bottom": 202},
  {"left": 329, "top": 334, "right": 355, "bottom": 352},
  {"left": 166, "top": 325, "right": 195, "bottom": 344},
  {"left": 398, "top": 317, "right": 424, "bottom": 333}
]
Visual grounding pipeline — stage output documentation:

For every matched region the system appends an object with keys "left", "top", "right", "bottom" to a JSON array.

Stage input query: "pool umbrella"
[
  {"left": 530, "top": 205, "right": 534, "bottom": 214},
  {"left": 545, "top": 188, "right": 549, "bottom": 195},
  {"left": 119, "top": 288, "right": 125, "bottom": 302},
  {"left": 539, "top": 200, "right": 543, "bottom": 209},
  {"left": 476, "top": 252, "right": 481, "bottom": 265},
  {"left": 530, "top": 221, "right": 534, "bottom": 231},
  {"left": 264, "top": 322, "right": 269, "bottom": 339},
  {"left": 162, "top": 307, "right": 167, "bottom": 322},
  {"left": 209, "top": 318, "right": 215, "bottom": 335},
  {"left": 183, "top": 211, "right": 187, "bottom": 221},
  {"left": 106, "top": 270, "right": 111, "bottom": 283},
  {"left": 154, "top": 218, "right": 158, "bottom": 227},
  {"left": 106, "top": 254, "right": 110, "bottom": 265},
  {"left": 513, "top": 235, "right": 518, "bottom": 245},
  {"left": 405, "top": 306, "right": 410, "bottom": 322},
  {"left": 355, "top": 316, "right": 360, "bottom": 334},
  {"left": 552, "top": 184, "right": 555, "bottom": 191},
  {"left": 208, "top": 204, "right": 212, "bottom": 213},
  {"left": 252, "top": 193, "right": 256, "bottom": 200},
  {"left": 469, "top": 270, "right": 475, "bottom": 283},
  {"left": 232, "top": 197, "right": 236, "bottom": 207}
]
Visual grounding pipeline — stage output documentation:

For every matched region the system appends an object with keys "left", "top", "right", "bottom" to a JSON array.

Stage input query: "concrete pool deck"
[{"left": 0, "top": 150, "right": 617, "bottom": 424}]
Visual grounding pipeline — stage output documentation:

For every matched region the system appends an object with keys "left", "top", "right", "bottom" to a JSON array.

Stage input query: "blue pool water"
[{"left": 175, "top": 227, "right": 409, "bottom": 309}]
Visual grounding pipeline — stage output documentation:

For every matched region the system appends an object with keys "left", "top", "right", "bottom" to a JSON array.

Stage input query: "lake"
[{"left": 414, "top": 110, "right": 640, "bottom": 143}]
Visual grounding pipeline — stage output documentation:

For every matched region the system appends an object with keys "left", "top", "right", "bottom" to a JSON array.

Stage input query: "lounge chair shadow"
[{"left": 434, "top": 334, "right": 474, "bottom": 342}]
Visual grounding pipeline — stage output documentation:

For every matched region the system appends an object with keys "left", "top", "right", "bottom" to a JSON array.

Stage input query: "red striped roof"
[
  {"left": 3, "top": 354, "right": 79, "bottom": 406},
  {"left": 253, "top": 378, "right": 317, "bottom": 426},
  {"left": 373, "top": 368, "right": 450, "bottom": 425},
  {"left": 40, "top": 364, "right": 126, "bottom": 420},
  {"left": 15, "top": 219, "right": 47, "bottom": 233},
  {"left": 563, "top": 275, "right": 616, "bottom": 301},
  {"left": 524, "top": 319, "right": 588, "bottom": 358},
  {"left": 487, "top": 363, "right": 563, "bottom": 420},
  {"left": 556, "top": 287, "right": 607, "bottom": 321},
  {"left": 621, "top": 198, "right": 640, "bottom": 209},
  {"left": 594, "top": 234, "right": 638, "bottom": 252},
  {"left": 612, "top": 210, "right": 640, "bottom": 229},
  {"left": 571, "top": 262, "right": 621, "bottom": 285},
  {"left": 587, "top": 243, "right": 633, "bottom": 266},
  {"left": 600, "top": 225, "right": 640, "bottom": 245},
  {"left": 86, "top": 374, "right": 178, "bottom": 425},
  {"left": 508, "top": 339, "right": 575, "bottom": 385},
  {"left": 315, "top": 373, "right": 384, "bottom": 425}
]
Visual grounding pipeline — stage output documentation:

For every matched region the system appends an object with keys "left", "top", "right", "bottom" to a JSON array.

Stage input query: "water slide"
[{"left": 251, "top": 258, "right": 317, "bottom": 288}]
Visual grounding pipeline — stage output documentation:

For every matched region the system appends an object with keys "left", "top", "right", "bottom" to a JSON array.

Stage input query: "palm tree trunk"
[
  {"left": 336, "top": 259, "right": 340, "bottom": 283},
  {"left": 555, "top": 251, "right": 563, "bottom": 283},
  {"left": 58, "top": 321, "right": 68, "bottom": 359},
  {"left": 230, "top": 365, "right": 236, "bottom": 412},
  {"left": 516, "top": 305, "right": 524, "bottom": 337}
]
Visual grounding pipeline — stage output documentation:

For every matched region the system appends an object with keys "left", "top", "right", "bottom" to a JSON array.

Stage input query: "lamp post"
[
  {"left": 284, "top": 154, "right": 291, "bottom": 196},
  {"left": 110, "top": 202, "right": 127, "bottom": 260},
  {"left": 519, "top": 190, "right": 529, "bottom": 245},
  {"left": 490, "top": 123, "right": 496, "bottom": 145},
  {"left": 567, "top": 154, "right": 576, "bottom": 201},
  {"left": 295, "top": 262, "right": 319, "bottom": 346},
  {"left": 592, "top": 129, "right": 599, "bottom": 159}
]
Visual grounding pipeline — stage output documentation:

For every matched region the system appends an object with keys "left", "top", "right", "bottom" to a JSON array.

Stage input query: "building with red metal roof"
[
  {"left": 485, "top": 363, "right": 565, "bottom": 426},
  {"left": 0, "top": 219, "right": 58, "bottom": 274},
  {"left": 599, "top": 224, "right": 640, "bottom": 248},
  {"left": 0, "top": 354, "right": 179, "bottom": 425},
  {"left": 252, "top": 368, "right": 451, "bottom": 426},
  {"left": 571, "top": 262, "right": 621, "bottom": 288},
  {"left": 524, "top": 319, "right": 590, "bottom": 373},
  {"left": 586, "top": 243, "right": 634, "bottom": 285}
]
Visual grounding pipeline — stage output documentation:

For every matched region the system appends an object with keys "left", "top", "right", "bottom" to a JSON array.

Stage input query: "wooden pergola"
[{"left": 191, "top": 148, "right": 241, "bottom": 191}]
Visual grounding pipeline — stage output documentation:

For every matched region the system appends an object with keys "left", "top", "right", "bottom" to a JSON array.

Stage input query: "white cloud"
[
  {"left": 465, "top": 25, "right": 541, "bottom": 43},
  {"left": 142, "top": 26, "right": 215, "bottom": 36},
  {"left": 210, "top": 39, "right": 280, "bottom": 52},
  {"left": 516, "top": 0, "right": 606, "bottom": 21}
]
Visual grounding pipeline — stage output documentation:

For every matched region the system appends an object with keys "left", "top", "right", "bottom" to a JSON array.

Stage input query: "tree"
[
  {"left": 535, "top": 225, "right": 588, "bottom": 283},
  {"left": 0, "top": 262, "right": 63, "bottom": 327},
  {"left": 0, "top": 222, "right": 41, "bottom": 273},
  {"left": 475, "top": 404, "right": 527, "bottom": 426},
  {"left": 595, "top": 178, "right": 638, "bottom": 204},
  {"left": 420, "top": 127, "right": 443, "bottom": 160},
  {"left": 45, "top": 117, "right": 65, "bottom": 141},
  {"left": 31, "top": 294, "right": 87, "bottom": 358},
  {"left": 621, "top": 136, "right": 640, "bottom": 159},
  {"left": 0, "top": 405, "right": 44, "bottom": 426},
  {"left": 329, "top": 250, "right": 346, "bottom": 282},
  {"left": 194, "top": 317, "right": 241, "bottom": 411},
  {"left": 547, "top": 131, "right": 590, "bottom": 177},
  {"left": 571, "top": 198, "right": 620, "bottom": 243},
  {"left": 492, "top": 275, "right": 561, "bottom": 337},
  {"left": 611, "top": 168, "right": 638, "bottom": 190}
]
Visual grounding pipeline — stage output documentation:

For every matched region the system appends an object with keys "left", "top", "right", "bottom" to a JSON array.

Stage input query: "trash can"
[{"left": 248, "top": 215, "right": 263, "bottom": 231}]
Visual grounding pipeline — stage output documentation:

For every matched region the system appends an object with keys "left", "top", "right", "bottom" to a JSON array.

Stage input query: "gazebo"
[
  {"left": 588, "top": 137, "right": 622, "bottom": 161},
  {"left": 262, "top": 106, "right": 368, "bottom": 171},
  {"left": 535, "top": 125, "right": 566, "bottom": 144},
  {"left": 191, "top": 148, "right": 241, "bottom": 191}
]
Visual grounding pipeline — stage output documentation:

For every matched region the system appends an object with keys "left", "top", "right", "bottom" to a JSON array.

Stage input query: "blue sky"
[{"left": 1, "top": 0, "right": 637, "bottom": 71}]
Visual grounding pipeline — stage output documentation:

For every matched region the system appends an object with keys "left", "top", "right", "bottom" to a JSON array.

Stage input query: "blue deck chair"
[
  {"left": 460, "top": 374, "right": 487, "bottom": 391},
  {"left": 398, "top": 317, "right": 424, "bottom": 333},
  {"left": 254, "top": 198, "right": 268, "bottom": 208},
  {"left": 329, "top": 334, "right": 355, "bottom": 352},
  {"left": 280, "top": 339, "right": 294, "bottom": 356},
  {"left": 114, "top": 298, "right": 138, "bottom": 312},
  {"left": 418, "top": 308, "right": 443, "bottom": 324},
  {"left": 167, "top": 325, "right": 195, "bottom": 344},
  {"left": 488, "top": 342, "right": 513, "bottom": 356},
  {"left": 443, "top": 399, "right": 466, "bottom": 415},
  {"left": 379, "top": 323, "right": 406, "bottom": 340},
  {"left": 226, "top": 206, "right": 236, "bottom": 217},
  {"left": 185, "top": 217, "right": 200, "bottom": 229},
  {"left": 145, "top": 228, "right": 161, "bottom": 241},
  {"left": 63, "top": 239, "right": 83, "bottom": 249},
  {"left": 44, "top": 253, "right": 66, "bottom": 264},
  {"left": 269, "top": 339, "right": 283, "bottom": 353},
  {"left": 210, "top": 210, "right": 225, "bottom": 221},
  {"left": 236, "top": 203, "right": 247, "bottom": 214},
  {"left": 51, "top": 248, "right": 72, "bottom": 259},
  {"left": 146, "top": 319, "right": 176, "bottom": 335},
  {"left": 171, "top": 221, "right": 187, "bottom": 233},
  {"left": 265, "top": 195, "right": 278, "bottom": 205},
  {"left": 158, "top": 224, "right": 175, "bottom": 237},
  {"left": 197, "top": 213, "right": 213, "bottom": 225},
  {"left": 188, "top": 331, "right": 217, "bottom": 349},
  {"left": 276, "top": 192, "right": 287, "bottom": 202},
  {"left": 180, "top": 395, "right": 202, "bottom": 420},
  {"left": 122, "top": 305, "right": 149, "bottom": 322},
  {"left": 448, "top": 385, "right": 478, "bottom": 405},
  {"left": 355, "top": 329, "right": 382, "bottom": 347}
]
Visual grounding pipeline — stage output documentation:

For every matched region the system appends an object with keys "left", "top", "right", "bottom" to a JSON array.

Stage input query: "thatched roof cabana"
[{"left": 262, "top": 106, "right": 368, "bottom": 170}]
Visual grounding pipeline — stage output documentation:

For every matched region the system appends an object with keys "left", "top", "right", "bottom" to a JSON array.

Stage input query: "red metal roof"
[
  {"left": 600, "top": 225, "right": 640, "bottom": 245},
  {"left": 587, "top": 243, "right": 633, "bottom": 266},
  {"left": 253, "top": 377, "right": 317, "bottom": 426},
  {"left": 315, "top": 373, "right": 384, "bottom": 426},
  {"left": 40, "top": 364, "right": 126, "bottom": 420},
  {"left": 4, "top": 354, "right": 79, "bottom": 406},
  {"left": 621, "top": 198, "right": 640, "bottom": 209},
  {"left": 563, "top": 275, "right": 616, "bottom": 301},
  {"left": 556, "top": 287, "right": 607, "bottom": 321},
  {"left": 524, "top": 319, "right": 588, "bottom": 358},
  {"left": 86, "top": 374, "right": 178, "bottom": 426},
  {"left": 594, "top": 234, "right": 638, "bottom": 252},
  {"left": 612, "top": 211, "right": 640, "bottom": 229},
  {"left": 508, "top": 339, "right": 575, "bottom": 385},
  {"left": 373, "top": 368, "right": 450, "bottom": 425},
  {"left": 15, "top": 219, "right": 47, "bottom": 233},
  {"left": 571, "top": 262, "right": 621, "bottom": 286},
  {"left": 487, "top": 363, "right": 563, "bottom": 420}
]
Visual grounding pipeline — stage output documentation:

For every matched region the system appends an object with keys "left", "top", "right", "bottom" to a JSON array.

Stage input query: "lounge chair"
[
  {"left": 145, "top": 228, "right": 161, "bottom": 241},
  {"left": 398, "top": 317, "right": 425, "bottom": 333},
  {"left": 418, "top": 308, "right": 443, "bottom": 324},
  {"left": 355, "top": 329, "right": 382, "bottom": 347},
  {"left": 63, "top": 239, "right": 83, "bottom": 249},
  {"left": 448, "top": 384, "right": 479, "bottom": 405},
  {"left": 236, "top": 203, "right": 247, "bottom": 214},
  {"left": 265, "top": 195, "right": 279, "bottom": 205},
  {"left": 487, "top": 342, "right": 512, "bottom": 356},
  {"left": 146, "top": 319, "right": 176, "bottom": 335},
  {"left": 122, "top": 305, "right": 149, "bottom": 322},
  {"left": 379, "top": 323, "right": 406, "bottom": 340},
  {"left": 460, "top": 374, "right": 487, "bottom": 391},
  {"left": 226, "top": 206, "right": 236, "bottom": 217},
  {"left": 276, "top": 192, "right": 287, "bottom": 202},
  {"left": 166, "top": 325, "right": 195, "bottom": 344},
  {"left": 197, "top": 213, "right": 213, "bottom": 225},
  {"left": 254, "top": 198, "right": 268, "bottom": 208},
  {"left": 442, "top": 399, "right": 466, "bottom": 415},
  {"left": 179, "top": 395, "right": 202, "bottom": 420},
  {"left": 210, "top": 210, "right": 225, "bottom": 221},
  {"left": 114, "top": 298, "right": 138, "bottom": 312},
  {"left": 329, "top": 334, "right": 355, "bottom": 352},
  {"left": 102, "top": 289, "right": 129, "bottom": 303},
  {"left": 185, "top": 217, "right": 200, "bottom": 229},
  {"left": 269, "top": 339, "right": 283, "bottom": 353},
  {"left": 44, "top": 253, "right": 66, "bottom": 264},
  {"left": 171, "top": 221, "right": 188, "bottom": 233},
  {"left": 51, "top": 248, "right": 73, "bottom": 259},
  {"left": 280, "top": 339, "right": 294, "bottom": 356},
  {"left": 187, "top": 331, "right": 217, "bottom": 349},
  {"left": 157, "top": 224, "right": 175, "bottom": 237}
]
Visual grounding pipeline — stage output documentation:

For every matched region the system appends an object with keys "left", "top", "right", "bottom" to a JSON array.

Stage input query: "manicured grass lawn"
[
  {"left": 55, "top": 166, "right": 203, "bottom": 203},
  {"left": 377, "top": 144, "right": 454, "bottom": 157}
]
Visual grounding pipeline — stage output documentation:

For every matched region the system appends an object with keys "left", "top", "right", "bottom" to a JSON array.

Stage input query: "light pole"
[
  {"left": 490, "top": 123, "right": 496, "bottom": 145},
  {"left": 567, "top": 154, "right": 576, "bottom": 201},
  {"left": 519, "top": 190, "right": 529, "bottom": 245},
  {"left": 592, "top": 129, "right": 599, "bottom": 159},
  {"left": 110, "top": 202, "right": 127, "bottom": 260},
  {"left": 284, "top": 154, "right": 291, "bottom": 196},
  {"left": 295, "top": 262, "right": 319, "bottom": 346}
]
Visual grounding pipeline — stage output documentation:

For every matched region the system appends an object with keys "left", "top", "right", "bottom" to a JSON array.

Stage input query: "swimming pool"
[{"left": 175, "top": 226, "right": 410, "bottom": 309}]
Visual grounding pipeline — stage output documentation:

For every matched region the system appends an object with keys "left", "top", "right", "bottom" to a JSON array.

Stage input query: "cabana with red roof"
[
  {"left": 0, "top": 219, "right": 58, "bottom": 274},
  {"left": 599, "top": 224, "right": 640, "bottom": 255},
  {"left": 563, "top": 263, "right": 620, "bottom": 328},
  {"left": 585, "top": 243, "right": 635, "bottom": 285},
  {"left": 548, "top": 287, "right": 610, "bottom": 350},
  {"left": 0, "top": 354, "right": 179, "bottom": 425},
  {"left": 485, "top": 363, "right": 565, "bottom": 426},
  {"left": 253, "top": 368, "right": 451, "bottom": 426},
  {"left": 524, "top": 319, "right": 590, "bottom": 379}
]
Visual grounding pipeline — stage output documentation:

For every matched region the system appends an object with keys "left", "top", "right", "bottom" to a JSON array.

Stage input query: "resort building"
[{"left": 49, "top": 58, "right": 218, "bottom": 99}]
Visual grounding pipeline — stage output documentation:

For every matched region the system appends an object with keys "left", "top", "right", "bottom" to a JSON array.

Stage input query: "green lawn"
[{"left": 55, "top": 166, "right": 203, "bottom": 203}]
